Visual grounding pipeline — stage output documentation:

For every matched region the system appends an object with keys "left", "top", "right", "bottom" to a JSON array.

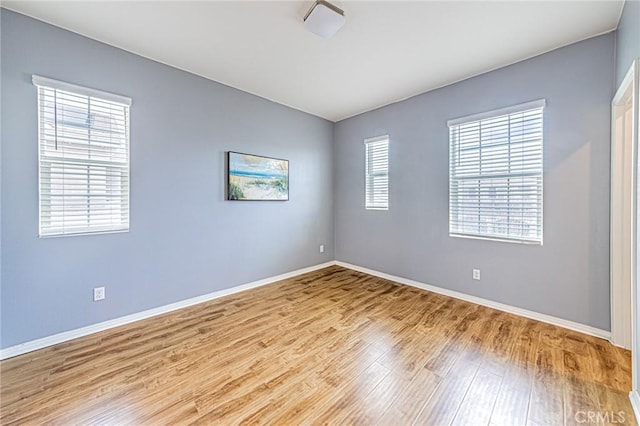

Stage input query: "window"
[
  {"left": 448, "top": 100, "right": 544, "bottom": 244},
  {"left": 33, "top": 75, "right": 131, "bottom": 237},
  {"left": 365, "top": 135, "right": 389, "bottom": 210}
]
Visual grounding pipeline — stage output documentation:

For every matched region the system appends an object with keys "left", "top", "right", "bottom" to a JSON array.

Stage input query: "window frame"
[
  {"left": 364, "top": 135, "right": 389, "bottom": 211},
  {"left": 33, "top": 75, "right": 132, "bottom": 238},
  {"left": 447, "top": 99, "right": 545, "bottom": 244}
]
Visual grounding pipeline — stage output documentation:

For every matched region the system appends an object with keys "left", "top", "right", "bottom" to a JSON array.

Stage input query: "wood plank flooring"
[{"left": 0, "top": 266, "right": 635, "bottom": 425}]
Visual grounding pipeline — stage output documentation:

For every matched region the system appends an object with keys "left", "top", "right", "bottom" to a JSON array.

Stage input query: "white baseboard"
[
  {"left": 631, "top": 391, "right": 640, "bottom": 423},
  {"left": 0, "top": 261, "right": 336, "bottom": 360},
  {"left": 1, "top": 260, "right": 613, "bottom": 360},
  {"left": 335, "top": 261, "right": 611, "bottom": 341}
]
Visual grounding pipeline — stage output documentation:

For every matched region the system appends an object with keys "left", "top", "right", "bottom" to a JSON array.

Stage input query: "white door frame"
[
  {"left": 611, "top": 60, "right": 637, "bottom": 351},
  {"left": 610, "top": 59, "right": 639, "bottom": 391},
  {"left": 633, "top": 57, "right": 640, "bottom": 404}
]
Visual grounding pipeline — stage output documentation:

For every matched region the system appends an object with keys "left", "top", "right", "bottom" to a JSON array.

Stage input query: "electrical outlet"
[
  {"left": 472, "top": 269, "right": 481, "bottom": 280},
  {"left": 93, "top": 286, "right": 105, "bottom": 301},
  {"left": 319, "top": 244, "right": 325, "bottom": 253}
]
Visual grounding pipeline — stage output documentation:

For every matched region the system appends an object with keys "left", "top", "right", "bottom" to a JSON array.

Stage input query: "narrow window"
[
  {"left": 365, "top": 135, "right": 389, "bottom": 210},
  {"left": 448, "top": 100, "right": 544, "bottom": 243},
  {"left": 33, "top": 75, "right": 131, "bottom": 237}
]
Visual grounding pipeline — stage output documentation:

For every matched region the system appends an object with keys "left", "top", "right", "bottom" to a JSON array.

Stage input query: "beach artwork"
[{"left": 227, "top": 152, "right": 289, "bottom": 201}]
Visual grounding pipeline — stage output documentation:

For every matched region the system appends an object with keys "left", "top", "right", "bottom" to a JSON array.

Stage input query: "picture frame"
[{"left": 227, "top": 151, "right": 289, "bottom": 201}]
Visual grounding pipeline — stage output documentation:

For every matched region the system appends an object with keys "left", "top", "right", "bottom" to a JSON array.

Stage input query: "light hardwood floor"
[{"left": 0, "top": 266, "right": 635, "bottom": 425}]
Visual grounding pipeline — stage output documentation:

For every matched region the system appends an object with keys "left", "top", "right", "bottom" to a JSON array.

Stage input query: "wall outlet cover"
[
  {"left": 473, "top": 269, "right": 481, "bottom": 280},
  {"left": 94, "top": 287, "right": 105, "bottom": 301}
]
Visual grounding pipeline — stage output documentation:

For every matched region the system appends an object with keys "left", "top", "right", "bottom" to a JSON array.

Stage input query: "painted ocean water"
[{"left": 228, "top": 152, "right": 289, "bottom": 201}]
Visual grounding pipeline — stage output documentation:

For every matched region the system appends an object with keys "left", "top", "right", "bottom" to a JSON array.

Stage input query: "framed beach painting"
[{"left": 227, "top": 152, "right": 289, "bottom": 201}]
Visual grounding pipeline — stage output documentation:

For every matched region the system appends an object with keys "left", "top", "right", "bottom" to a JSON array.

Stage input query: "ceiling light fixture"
[{"left": 303, "top": 0, "right": 345, "bottom": 39}]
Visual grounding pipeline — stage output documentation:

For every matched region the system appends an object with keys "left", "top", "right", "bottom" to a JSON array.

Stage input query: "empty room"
[{"left": 1, "top": 0, "right": 640, "bottom": 424}]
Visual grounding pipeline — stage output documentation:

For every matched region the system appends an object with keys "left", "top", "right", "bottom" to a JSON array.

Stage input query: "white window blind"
[
  {"left": 365, "top": 135, "right": 389, "bottom": 210},
  {"left": 448, "top": 100, "right": 544, "bottom": 244},
  {"left": 33, "top": 75, "right": 131, "bottom": 237}
]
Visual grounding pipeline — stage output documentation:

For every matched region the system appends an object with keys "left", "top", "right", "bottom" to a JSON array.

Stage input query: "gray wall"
[
  {"left": 334, "top": 34, "right": 615, "bottom": 331},
  {"left": 0, "top": 10, "right": 334, "bottom": 349},
  {"left": 615, "top": 0, "right": 640, "bottom": 87},
  {"left": 0, "top": 7, "right": 627, "bottom": 348}
]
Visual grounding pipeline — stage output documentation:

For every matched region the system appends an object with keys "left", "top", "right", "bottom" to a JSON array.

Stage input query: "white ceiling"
[{"left": 3, "top": 1, "right": 624, "bottom": 122}]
